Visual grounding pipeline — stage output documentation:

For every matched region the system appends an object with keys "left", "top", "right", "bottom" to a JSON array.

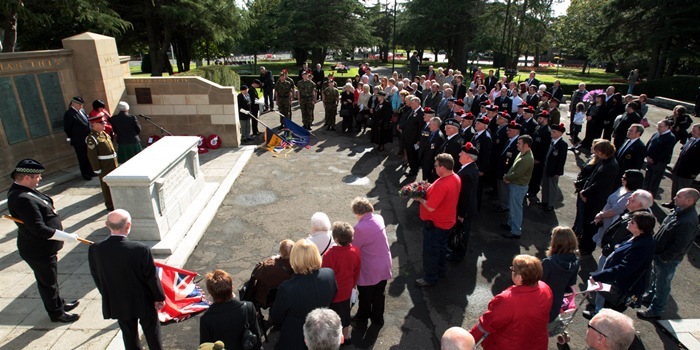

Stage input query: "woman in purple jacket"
[{"left": 350, "top": 197, "right": 393, "bottom": 328}]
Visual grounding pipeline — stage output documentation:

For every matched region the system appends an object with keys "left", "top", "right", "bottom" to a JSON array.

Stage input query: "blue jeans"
[
  {"left": 594, "top": 254, "right": 608, "bottom": 313},
  {"left": 646, "top": 256, "right": 680, "bottom": 315},
  {"left": 422, "top": 222, "right": 450, "bottom": 284},
  {"left": 507, "top": 183, "right": 528, "bottom": 235}
]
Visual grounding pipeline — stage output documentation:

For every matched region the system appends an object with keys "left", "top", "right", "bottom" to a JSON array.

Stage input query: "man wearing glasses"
[
  {"left": 415, "top": 153, "right": 461, "bottom": 287},
  {"left": 86, "top": 114, "right": 119, "bottom": 211},
  {"left": 586, "top": 308, "right": 636, "bottom": 350}
]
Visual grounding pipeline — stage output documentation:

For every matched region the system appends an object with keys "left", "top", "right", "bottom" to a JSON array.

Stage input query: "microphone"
[{"left": 138, "top": 114, "right": 151, "bottom": 120}]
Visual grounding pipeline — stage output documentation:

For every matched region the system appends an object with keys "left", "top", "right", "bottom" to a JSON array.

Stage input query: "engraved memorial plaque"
[{"left": 135, "top": 87, "right": 152, "bottom": 104}]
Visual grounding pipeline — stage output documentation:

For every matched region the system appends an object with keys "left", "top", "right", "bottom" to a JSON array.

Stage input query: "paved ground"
[
  {"left": 160, "top": 102, "right": 699, "bottom": 349},
  {"left": 1, "top": 101, "right": 698, "bottom": 350}
]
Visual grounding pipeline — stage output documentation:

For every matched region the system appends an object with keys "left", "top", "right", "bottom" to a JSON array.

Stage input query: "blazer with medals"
[
  {"left": 7, "top": 183, "right": 63, "bottom": 257},
  {"left": 457, "top": 162, "right": 479, "bottom": 219},
  {"left": 519, "top": 117, "right": 538, "bottom": 136},
  {"left": 544, "top": 138, "right": 569, "bottom": 177},
  {"left": 63, "top": 107, "right": 91, "bottom": 147},
  {"left": 615, "top": 138, "right": 646, "bottom": 173},
  {"left": 439, "top": 134, "right": 464, "bottom": 167},
  {"left": 471, "top": 130, "right": 492, "bottom": 174},
  {"left": 419, "top": 130, "right": 445, "bottom": 163},
  {"left": 531, "top": 125, "right": 552, "bottom": 163},
  {"left": 496, "top": 137, "right": 520, "bottom": 179},
  {"left": 88, "top": 235, "right": 165, "bottom": 320}
]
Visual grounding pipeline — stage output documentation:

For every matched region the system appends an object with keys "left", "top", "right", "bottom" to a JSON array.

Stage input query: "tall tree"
[{"left": 238, "top": 0, "right": 281, "bottom": 70}]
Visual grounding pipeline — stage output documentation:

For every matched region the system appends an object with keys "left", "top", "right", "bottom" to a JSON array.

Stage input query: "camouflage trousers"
[
  {"left": 323, "top": 103, "right": 338, "bottom": 126},
  {"left": 300, "top": 98, "right": 315, "bottom": 125},
  {"left": 278, "top": 98, "right": 291, "bottom": 125}
]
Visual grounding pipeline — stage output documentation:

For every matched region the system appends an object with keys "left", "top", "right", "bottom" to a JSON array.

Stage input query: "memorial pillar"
[{"left": 61, "top": 32, "right": 126, "bottom": 113}]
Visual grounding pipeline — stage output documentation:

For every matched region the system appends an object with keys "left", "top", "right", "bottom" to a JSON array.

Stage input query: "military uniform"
[
  {"left": 275, "top": 75, "right": 294, "bottom": 126},
  {"left": 322, "top": 86, "right": 339, "bottom": 129},
  {"left": 297, "top": 79, "right": 317, "bottom": 128},
  {"left": 86, "top": 130, "right": 118, "bottom": 210}
]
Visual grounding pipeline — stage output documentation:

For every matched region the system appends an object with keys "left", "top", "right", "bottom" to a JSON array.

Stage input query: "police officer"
[
  {"left": 7, "top": 159, "right": 81, "bottom": 322},
  {"left": 275, "top": 70, "right": 294, "bottom": 128},
  {"left": 297, "top": 70, "right": 317, "bottom": 130},
  {"left": 86, "top": 114, "right": 119, "bottom": 211},
  {"left": 322, "top": 80, "right": 339, "bottom": 130},
  {"left": 63, "top": 96, "right": 95, "bottom": 180}
]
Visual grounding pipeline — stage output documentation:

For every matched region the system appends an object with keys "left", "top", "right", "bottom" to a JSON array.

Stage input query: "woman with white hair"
[
  {"left": 306, "top": 212, "right": 335, "bottom": 255},
  {"left": 110, "top": 101, "right": 143, "bottom": 163},
  {"left": 339, "top": 83, "right": 355, "bottom": 133}
]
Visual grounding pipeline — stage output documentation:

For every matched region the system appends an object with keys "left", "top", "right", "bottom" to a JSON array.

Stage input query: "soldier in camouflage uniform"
[
  {"left": 86, "top": 114, "right": 118, "bottom": 211},
  {"left": 274, "top": 70, "right": 294, "bottom": 128},
  {"left": 296, "top": 71, "right": 317, "bottom": 130},
  {"left": 322, "top": 80, "right": 340, "bottom": 130}
]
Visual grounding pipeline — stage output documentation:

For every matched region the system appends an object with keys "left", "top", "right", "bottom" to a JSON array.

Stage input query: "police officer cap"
[
  {"left": 445, "top": 118, "right": 460, "bottom": 127},
  {"left": 12, "top": 159, "right": 45, "bottom": 179},
  {"left": 71, "top": 96, "right": 85, "bottom": 104}
]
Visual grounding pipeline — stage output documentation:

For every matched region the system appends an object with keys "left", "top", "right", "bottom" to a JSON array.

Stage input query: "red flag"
[{"left": 154, "top": 262, "right": 210, "bottom": 322}]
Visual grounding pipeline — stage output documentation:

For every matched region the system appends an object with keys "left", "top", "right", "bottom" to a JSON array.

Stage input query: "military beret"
[
  {"left": 457, "top": 109, "right": 466, "bottom": 115},
  {"left": 523, "top": 105, "right": 536, "bottom": 114},
  {"left": 537, "top": 110, "right": 550, "bottom": 119},
  {"left": 424, "top": 107, "right": 435, "bottom": 114},
  {"left": 476, "top": 116, "right": 490, "bottom": 125},
  {"left": 551, "top": 123, "right": 566, "bottom": 133},
  {"left": 455, "top": 99, "right": 465, "bottom": 107},
  {"left": 12, "top": 158, "right": 45, "bottom": 178},
  {"left": 71, "top": 96, "right": 84, "bottom": 104},
  {"left": 462, "top": 142, "right": 479, "bottom": 156},
  {"left": 517, "top": 102, "right": 529, "bottom": 108},
  {"left": 485, "top": 105, "right": 499, "bottom": 111},
  {"left": 480, "top": 99, "right": 492, "bottom": 106},
  {"left": 507, "top": 120, "right": 522, "bottom": 130},
  {"left": 463, "top": 112, "right": 475, "bottom": 120},
  {"left": 445, "top": 118, "right": 460, "bottom": 127}
]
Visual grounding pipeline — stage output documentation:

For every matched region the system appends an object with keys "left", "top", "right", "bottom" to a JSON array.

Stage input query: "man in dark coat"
[
  {"left": 250, "top": 79, "right": 262, "bottom": 135},
  {"left": 470, "top": 86, "right": 488, "bottom": 115},
  {"left": 419, "top": 117, "right": 445, "bottom": 182},
  {"left": 439, "top": 118, "right": 464, "bottom": 168},
  {"left": 517, "top": 105, "right": 538, "bottom": 136},
  {"left": 612, "top": 102, "right": 642, "bottom": 150},
  {"left": 63, "top": 96, "right": 95, "bottom": 180},
  {"left": 541, "top": 123, "right": 568, "bottom": 211},
  {"left": 88, "top": 209, "right": 166, "bottom": 350},
  {"left": 259, "top": 66, "right": 275, "bottom": 111},
  {"left": 525, "top": 71, "right": 540, "bottom": 88},
  {"left": 238, "top": 85, "right": 254, "bottom": 142},
  {"left": 7, "top": 159, "right": 81, "bottom": 323},
  {"left": 471, "top": 116, "right": 492, "bottom": 210},
  {"left": 614, "top": 124, "right": 646, "bottom": 189},
  {"left": 527, "top": 111, "right": 552, "bottom": 200},
  {"left": 644, "top": 119, "right": 676, "bottom": 197},
  {"left": 399, "top": 97, "right": 424, "bottom": 177},
  {"left": 639, "top": 188, "right": 699, "bottom": 319},
  {"left": 485, "top": 70, "right": 498, "bottom": 92},
  {"left": 494, "top": 121, "right": 521, "bottom": 212},
  {"left": 409, "top": 51, "right": 420, "bottom": 78},
  {"left": 110, "top": 101, "right": 142, "bottom": 164},
  {"left": 664, "top": 124, "right": 700, "bottom": 208},
  {"left": 447, "top": 143, "right": 480, "bottom": 262}
]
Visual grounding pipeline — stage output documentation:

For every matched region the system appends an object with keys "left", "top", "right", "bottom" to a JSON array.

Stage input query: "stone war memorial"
[{"left": 0, "top": 32, "right": 242, "bottom": 191}]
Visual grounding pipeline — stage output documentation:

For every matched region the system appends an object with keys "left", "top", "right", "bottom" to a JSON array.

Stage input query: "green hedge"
[
  {"left": 634, "top": 76, "right": 700, "bottom": 102},
  {"left": 180, "top": 66, "right": 241, "bottom": 89}
]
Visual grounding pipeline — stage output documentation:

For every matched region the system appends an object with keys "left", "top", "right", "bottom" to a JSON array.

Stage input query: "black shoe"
[
  {"left": 501, "top": 233, "right": 521, "bottom": 239},
  {"left": 661, "top": 202, "right": 674, "bottom": 209},
  {"left": 637, "top": 309, "right": 661, "bottom": 320},
  {"left": 50, "top": 312, "right": 80, "bottom": 323},
  {"left": 582, "top": 310, "right": 595, "bottom": 320},
  {"left": 495, "top": 207, "right": 509, "bottom": 213},
  {"left": 446, "top": 253, "right": 464, "bottom": 262},
  {"left": 500, "top": 223, "right": 512, "bottom": 231},
  {"left": 64, "top": 300, "right": 80, "bottom": 312},
  {"left": 351, "top": 316, "right": 368, "bottom": 329}
]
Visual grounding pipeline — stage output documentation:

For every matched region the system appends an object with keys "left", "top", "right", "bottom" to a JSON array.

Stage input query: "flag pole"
[{"left": 3, "top": 215, "right": 94, "bottom": 245}]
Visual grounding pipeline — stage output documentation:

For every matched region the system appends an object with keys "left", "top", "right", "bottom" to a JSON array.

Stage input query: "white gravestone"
[{"left": 103, "top": 136, "right": 216, "bottom": 253}]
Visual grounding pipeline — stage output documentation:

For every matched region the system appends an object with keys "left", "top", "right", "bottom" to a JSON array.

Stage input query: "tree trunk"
[
  {"left": 498, "top": 0, "right": 512, "bottom": 66},
  {"left": 656, "top": 36, "right": 673, "bottom": 79},
  {"left": 1, "top": 1, "right": 21, "bottom": 53},
  {"left": 581, "top": 58, "right": 589, "bottom": 74},
  {"left": 311, "top": 47, "right": 326, "bottom": 67},
  {"left": 512, "top": 0, "right": 529, "bottom": 68},
  {"left": 533, "top": 45, "right": 540, "bottom": 67},
  {"left": 293, "top": 48, "right": 309, "bottom": 66},
  {"left": 666, "top": 56, "right": 679, "bottom": 77},
  {"left": 253, "top": 54, "right": 258, "bottom": 72},
  {"left": 648, "top": 42, "right": 661, "bottom": 80}
]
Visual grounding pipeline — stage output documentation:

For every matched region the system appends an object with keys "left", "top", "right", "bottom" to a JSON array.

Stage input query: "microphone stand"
[{"left": 138, "top": 114, "right": 173, "bottom": 137}]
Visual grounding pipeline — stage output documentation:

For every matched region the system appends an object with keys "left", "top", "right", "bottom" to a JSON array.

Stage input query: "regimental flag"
[
  {"left": 282, "top": 117, "right": 311, "bottom": 147},
  {"left": 155, "top": 262, "right": 210, "bottom": 322},
  {"left": 264, "top": 126, "right": 293, "bottom": 156}
]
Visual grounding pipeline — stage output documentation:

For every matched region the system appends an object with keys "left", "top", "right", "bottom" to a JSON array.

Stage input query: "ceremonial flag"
[
  {"left": 282, "top": 117, "right": 311, "bottom": 147},
  {"left": 264, "top": 126, "right": 292, "bottom": 153},
  {"left": 155, "top": 262, "right": 210, "bottom": 322}
]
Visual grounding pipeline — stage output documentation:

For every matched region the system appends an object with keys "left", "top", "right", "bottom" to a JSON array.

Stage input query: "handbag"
[
  {"left": 447, "top": 224, "right": 463, "bottom": 250},
  {"left": 340, "top": 108, "right": 352, "bottom": 118},
  {"left": 238, "top": 274, "right": 256, "bottom": 302},
  {"left": 241, "top": 302, "right": 259, "bottom": 350},
  {"left": 640, "top": 117, "right": 650, "bottom": 128},
  {"left": 601, "top": 266, "right": 648, "bottom": 308}
]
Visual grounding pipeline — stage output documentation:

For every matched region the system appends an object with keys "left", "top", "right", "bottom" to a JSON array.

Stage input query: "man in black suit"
[
  {"left": 484, "top": 70, "right": 498, "bottom": 92},
  {"left": 644, "top": 119, "right": 676, "bottom": 197},
  {"left": 259, "top": 66, "right": 275, "bottom": 111},
  {"left": 250, "top": 79, "right": 262, "bottom": 135},
  {"left": 419, "top": 117, "right": 444, "bottom": 182},
  {"left": 663, "top": 123, "right": 700, "bottom": 208},
  {"left": 614, "top": 124, "right": 646, "bottom": 189},
  {"left": 439, "top": 118, "right": 464, "bottom": 167},
  {"left": 495, "top": 121, "right": 521, "bottom": 212},
  {"left": 89, "top": 209, "right": 165, "bottom": 350},
  {"left": 238, "top": 85, "right": 254, "bottom": 142},
  {"left": 527, "top": 111, "right": 552, "bottom": 200},
  {"left": 541, "top": 123, "right": 568, "bottom": 211},
  {"left": 400, "top": 97, "right": 424, "bottom": 177},
  {"left": 63, "top": 96, "right": 95, "bottom": 180},
  {"left": 471, "top": 116, "right": 492, "bottom": 210},
  {"left": 459, "top": 112, "right": 475, "bottom": 144},
  {"left": 313, "top": 63, "right": 324, "bottom": 101},
  {"left": 525, "top": 71, "right": 540, "bottom": 88},
  {"left": 612, "top": 102, "right": 642, "bottom": 150},
  {"left": 525, "top": 85, "right": 540, "bottom": 108},
  {"left": 517, "top": 104, "right": 538, "bottom": 136},
  {"left": 549, "top": 79, "right": 564, "bottom": 102},
  {"left": 447, "top": 143, "right": 480, "bottom": 262},
  {"left": 7, "top": 159, "right": 81, "bottom": 323},
  {"left": 470, "top": 86, "right": 488, "bottom": 115},
  {"left": 494, "top": 87, "right": 512, "bottom": 116},
  {"left": 110, "top": 101, "right": 142, "bottom": 164}
]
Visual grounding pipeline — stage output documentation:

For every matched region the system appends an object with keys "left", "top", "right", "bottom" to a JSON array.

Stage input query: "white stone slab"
[{"left": 658, "top": 319, "right": 700, "bottom": 350}]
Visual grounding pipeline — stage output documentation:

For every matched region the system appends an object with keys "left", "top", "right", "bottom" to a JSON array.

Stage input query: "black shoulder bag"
[{"left": 241, "top": 301, "right": 259, "bottom": 350}]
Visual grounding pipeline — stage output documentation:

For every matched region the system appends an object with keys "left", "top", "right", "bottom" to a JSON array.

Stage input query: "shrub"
[
  {"left": 635, "top": 75, "right": 700, "bottom": 102},
  {"left": 180, "top": 66, "right": 241, "bottom": 89}
]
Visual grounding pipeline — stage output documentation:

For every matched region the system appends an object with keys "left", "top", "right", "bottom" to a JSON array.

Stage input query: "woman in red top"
[
  {"left": 322, "top": 221, "right": 361, "bottom": 341},
  {"left": 470, "top": 254, "right": 553, "bottom": 350}
]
